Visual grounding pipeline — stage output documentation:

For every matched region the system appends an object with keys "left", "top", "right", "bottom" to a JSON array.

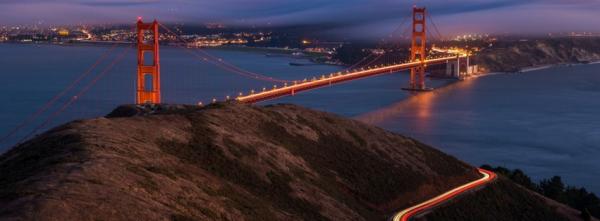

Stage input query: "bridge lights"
[
  {"left": 284, "top": 83, "right": 288, "bottom": 87},
  {"left": 263, "top": 87, "right": 267, "bottom": 91},
  {"left": 239, "top": 92, "right": 243, "bottom": 96},
  {"left": 212, "top": 98, "right": 217, "bottom": 103},
  {"left": 197, "top": 101, "right": 203, "bottom": 106},
  {"left": 251, "top": 89, "right": 255, "bottom": 94},
  {"left": 273, "top": 85, "right": 278, "bottom": 89},
  {"left": 226, "top": 95, "right": 230, "bottom": 100}
]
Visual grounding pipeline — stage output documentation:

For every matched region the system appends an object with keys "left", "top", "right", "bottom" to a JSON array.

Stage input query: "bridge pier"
[
  {"left": 445, "top": 56, "right": 478, "bottom": 79},
  {"left": 445, "top": 59, "right": 461, "bottom": 78}
]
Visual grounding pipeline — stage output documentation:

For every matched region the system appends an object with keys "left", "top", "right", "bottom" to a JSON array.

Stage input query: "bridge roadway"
[{"left": 236, "top": 55, "right": 467, "bottom": 104}]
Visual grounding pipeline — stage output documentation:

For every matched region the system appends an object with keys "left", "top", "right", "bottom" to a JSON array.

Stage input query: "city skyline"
[{"left": 1, "top": 0, "right": 599, "bottom": 37}]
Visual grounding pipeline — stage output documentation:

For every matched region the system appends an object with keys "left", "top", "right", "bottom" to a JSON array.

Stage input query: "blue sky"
[{"left": 1, "top": 0, "right": 599, "bottom": 36}]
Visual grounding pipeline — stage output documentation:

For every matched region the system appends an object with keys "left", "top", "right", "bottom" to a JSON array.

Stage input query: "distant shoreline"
[
  {"left": 465, "top": 61, "right": 600, "bottom": 81},
  {"left": 0, "top": 42, "right": 342, "bottom": 66},
  {"left": 518, "top": 61, "right": 600, "bottom": 73}
]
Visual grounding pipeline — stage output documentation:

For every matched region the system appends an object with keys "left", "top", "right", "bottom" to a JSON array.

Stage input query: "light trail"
[{"left": 392, "top": 168, "right": 497, "bottom": 221}]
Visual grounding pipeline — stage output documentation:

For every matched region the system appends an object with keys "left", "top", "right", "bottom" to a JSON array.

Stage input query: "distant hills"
[{"left": 474, "top": 38, "right": 600, "bottom": 72}]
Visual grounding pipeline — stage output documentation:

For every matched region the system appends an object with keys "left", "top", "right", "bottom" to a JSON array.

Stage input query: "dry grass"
[{"left": 0, "top": 103, "right": 507, "bottom": 221}]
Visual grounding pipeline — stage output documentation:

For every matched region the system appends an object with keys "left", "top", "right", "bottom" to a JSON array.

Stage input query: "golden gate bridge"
[
  {"left": 135, "top": 6, "right": 471, "bottom": 105},
  {"left": 1, "top": 6, "right": 475, "bottom": 146}
]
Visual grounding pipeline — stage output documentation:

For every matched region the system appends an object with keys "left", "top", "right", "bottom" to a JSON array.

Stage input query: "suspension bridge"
[
  {"left": 1, "top": 6, "right": 476, "bottom": 146},
  {"left": 134, "top": 6, "right": 472, "bottom": 105}
]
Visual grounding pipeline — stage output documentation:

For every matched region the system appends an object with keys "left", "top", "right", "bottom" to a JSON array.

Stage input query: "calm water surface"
[
  {"left": 1, "top": 43, "right": 598, "bottom": 192},
  {"left": 357, "top": 65, "right": 600, "bottom": 192}
]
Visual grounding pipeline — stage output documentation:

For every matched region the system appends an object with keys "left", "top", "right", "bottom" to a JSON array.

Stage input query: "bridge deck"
[{"left": 236, "top": 55, "right": 466, "bottom": 104}]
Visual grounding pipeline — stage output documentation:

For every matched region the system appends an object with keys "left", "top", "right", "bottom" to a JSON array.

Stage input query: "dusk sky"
[{"left": 1, "top": 0, "right": 600, "bottom": 37}]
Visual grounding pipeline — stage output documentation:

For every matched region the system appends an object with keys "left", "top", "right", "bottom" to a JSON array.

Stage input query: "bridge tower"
[
  {"left": 136, "top": 18, "right": 161, "bottom": 104},
  {"left": 408, "top": 7, "right": 428, "bottom": 91}
]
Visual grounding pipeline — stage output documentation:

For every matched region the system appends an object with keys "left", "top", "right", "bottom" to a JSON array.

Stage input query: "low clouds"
[{"left": 0, "top": 0, "right": 599, "bottom": 37}]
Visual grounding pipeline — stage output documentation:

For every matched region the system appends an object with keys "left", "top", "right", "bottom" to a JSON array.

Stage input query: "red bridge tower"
[
  {"left": 136, "top": 18, "right": 161, "bottom": 104},
  {"left": 407, "top": 7, "right": 429, "bottom": 91}
]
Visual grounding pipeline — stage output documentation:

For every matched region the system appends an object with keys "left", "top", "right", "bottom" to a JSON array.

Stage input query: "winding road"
[{"left": 392, "top": 168, "right": 497, "bottom": 221}]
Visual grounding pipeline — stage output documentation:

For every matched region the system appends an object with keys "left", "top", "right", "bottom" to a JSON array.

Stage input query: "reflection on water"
[
  {"left": 359, "top": 65, "right": 600, "bottom": 193},
  {"left": 357, "top": 77, "right": 479, "bottom": 133}
]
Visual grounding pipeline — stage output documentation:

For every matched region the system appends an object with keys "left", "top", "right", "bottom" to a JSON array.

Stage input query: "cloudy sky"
[{"left": 1, "top": 0, "right": 599, "bottom": 36}]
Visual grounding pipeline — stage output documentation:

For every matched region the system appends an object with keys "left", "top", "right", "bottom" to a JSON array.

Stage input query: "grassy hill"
[{"left": 0, "top": 103, "right": 575, "bottom": 220}]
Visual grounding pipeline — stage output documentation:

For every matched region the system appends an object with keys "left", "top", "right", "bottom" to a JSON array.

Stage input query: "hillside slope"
[
  {"left": 414, "top": 177, "right": 595, "bottom": 221},
  {"left": 474, "top": 38, "right": 600, "bottom": 72},
  {"left": 0, "top": 103, "right": 572, "bottom": 220}
]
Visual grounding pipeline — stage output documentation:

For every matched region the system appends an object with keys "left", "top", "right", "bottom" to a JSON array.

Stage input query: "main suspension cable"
[
  {"left": 17, "top": 46, "right": 132, "bottom": 144},
  {"left": 159, "top": 23, "right": 291, "bottom": 83},
  {"left": 0, "top": 43, "right": 119, "bottom": 145}
]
